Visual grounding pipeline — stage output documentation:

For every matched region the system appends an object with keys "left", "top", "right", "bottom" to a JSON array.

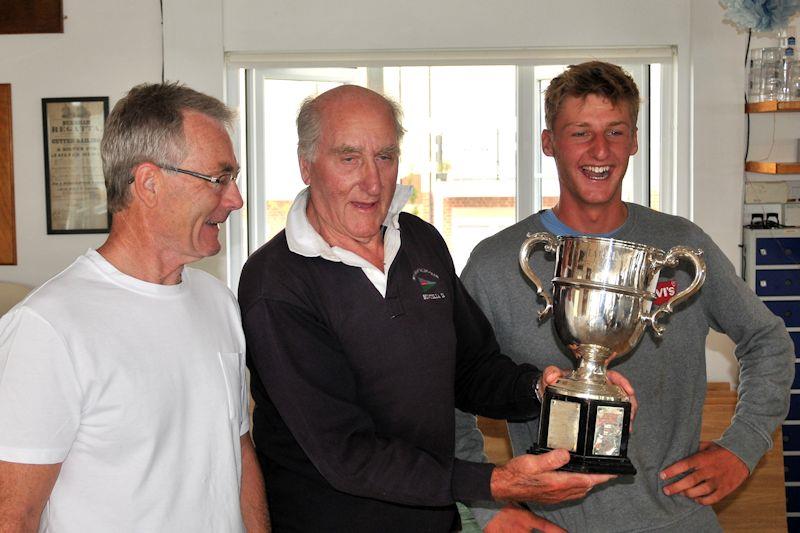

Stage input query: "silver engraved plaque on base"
[
  {"left": 546, "top": 399, "right": 580, "bottom": 452},
  {"left": 592, "top": 406, "right": 624, "bottom": 456},
  {"left": 520, "top": 233, "right": 706, "bottom": 475}
]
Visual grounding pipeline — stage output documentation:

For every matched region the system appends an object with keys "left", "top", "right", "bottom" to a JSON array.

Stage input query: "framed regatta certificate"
[{"left": 42, "top": 96, "right": 110, "bottom": 234}]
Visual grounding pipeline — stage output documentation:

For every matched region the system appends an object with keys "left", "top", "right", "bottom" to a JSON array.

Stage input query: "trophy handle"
[
  {"left": 519, "top": 232, "right": 559, "bottom": 320},
  {"left": 643, "top": 246, "right": 707, "bottom": 336}
]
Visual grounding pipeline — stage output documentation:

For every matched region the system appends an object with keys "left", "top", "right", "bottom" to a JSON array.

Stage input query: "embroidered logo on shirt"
[
  {"left": 654, "top": 280, "right": 678, "bottom": 305},
  {"left": 412, "top": 268, "right": 446, "bottom": 300}
]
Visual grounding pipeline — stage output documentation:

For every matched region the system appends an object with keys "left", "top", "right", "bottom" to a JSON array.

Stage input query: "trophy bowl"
[{"left": 520, "top": 233, "right": 706, "bottom": 474}]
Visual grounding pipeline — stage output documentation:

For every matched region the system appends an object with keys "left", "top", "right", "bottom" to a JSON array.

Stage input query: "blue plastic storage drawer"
[
  {"left": 791, "top": 394, "right": 800, "bottom": 419},
  {"left": 795, "top": 361, "right": 800, "bottom": 390},
  {"left": 791, "top": 332, "right": 800, "bottom": 355},
  {"left": 756, "top": 237, "right": 800, "bottom": 265},
  {"left": 785, "top": 425, "right": 800, "bottom": 450},
  {"left": 788, "top": 485, "right": 800, "bottom": 512},
  {"left": 765, "top": 301, "right": 800, "bottom": 327},
  {"left": 788, "top": 515, "right": 799, "bottom": 533},
  {"left": 786, "top": 455, "right": 800, "bottom": 482},
  {"left": 756, "top": 270, "right": 800, "bottom": 296}
]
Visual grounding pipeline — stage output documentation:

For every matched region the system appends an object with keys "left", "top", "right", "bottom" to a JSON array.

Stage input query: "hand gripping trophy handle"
[
  {"left": 642, "top": 246, "right": 707, "bottom": 336},
  {"left": 519, "top": 232, "right": 560, "bottom": 320}
]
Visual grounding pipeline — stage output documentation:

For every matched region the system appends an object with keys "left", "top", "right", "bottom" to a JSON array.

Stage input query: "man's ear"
[
  {"left": 130, "top": 163, "right": 160, "bottom": 208},
  {"left": 630, "top": 127, "right": 639, "bottom": 156},
  {"left": 541, "top": 129, "right": 555, "bottom": 157},
  {"left": 298, "top": 155, "right": 312, "bottom": 186}
]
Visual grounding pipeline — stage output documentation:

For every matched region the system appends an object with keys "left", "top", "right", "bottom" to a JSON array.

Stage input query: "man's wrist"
[{"left": 534, "top": 376, "right": 544, "bottom": 402}]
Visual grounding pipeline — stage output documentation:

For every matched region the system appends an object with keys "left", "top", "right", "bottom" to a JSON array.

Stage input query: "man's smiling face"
[{"left": 542, "top": 93, "right": 638, "bottom": 212}]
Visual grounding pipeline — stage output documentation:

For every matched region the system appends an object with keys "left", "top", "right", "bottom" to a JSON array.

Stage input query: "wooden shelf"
[
  {"left": 745, "top": 100, "right": 800, "bottom": 113},
  {"left": 745, "top": 161, "right": 800, "bottom": 174}
]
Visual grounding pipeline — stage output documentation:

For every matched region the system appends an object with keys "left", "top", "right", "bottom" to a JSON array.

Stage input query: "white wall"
[
  {"left": 689, "top": 2, "right": 750, "bottom": 382},
  {"left": 0, "top": 0, "right": 162, "bottom": 287},
  {"left": 223, "top": 0, "right": 689, "bottom": 52}
]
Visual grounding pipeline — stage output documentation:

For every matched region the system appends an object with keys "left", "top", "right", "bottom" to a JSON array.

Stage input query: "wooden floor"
[{"left": 477, "top": 382, "right": 788, "bottom": 532}]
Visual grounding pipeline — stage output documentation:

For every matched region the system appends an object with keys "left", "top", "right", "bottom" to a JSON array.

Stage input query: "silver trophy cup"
[{"left": 520, "top": 233, "right": 706, "bottom": 474}]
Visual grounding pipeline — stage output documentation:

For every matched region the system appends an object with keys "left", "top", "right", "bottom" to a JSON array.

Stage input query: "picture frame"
[
  {"left": 41, "top": 96, "right": 110, "bottom": 234},
  {"left": 0, "top": 0, "right": 63, "bottom": 34},
  {"left": 0, "top": 84, "right": 16, "bottom": 264}
]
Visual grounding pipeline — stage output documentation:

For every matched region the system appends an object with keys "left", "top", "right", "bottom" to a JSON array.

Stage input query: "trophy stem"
[
  {"left": 549, "top": 344, "right": 628, "bottom": 402},
  {"left": 572, "top": 345, "right": 613, "bottom": 385}
]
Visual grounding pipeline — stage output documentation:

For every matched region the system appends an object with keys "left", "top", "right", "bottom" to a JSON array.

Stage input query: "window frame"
[{"left": 225, "top": 48, "right": 676, "bottom": 291}]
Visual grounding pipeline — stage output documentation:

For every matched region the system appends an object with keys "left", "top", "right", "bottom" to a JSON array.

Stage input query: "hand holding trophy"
[{"left": 520, "top": 233, "right": 706, "bottom": 475}]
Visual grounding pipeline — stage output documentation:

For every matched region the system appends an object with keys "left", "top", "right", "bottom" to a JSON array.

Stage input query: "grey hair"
[
  {"left": 101, "top": 81, "right": 235, "bottom": 213},
  {"left": 296, "top": 85, "right": 405, "bottom": 162}
]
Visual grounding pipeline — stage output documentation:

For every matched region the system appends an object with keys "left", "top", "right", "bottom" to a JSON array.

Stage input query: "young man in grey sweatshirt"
[{"left": 455, "top": 61, "right": 794, "bottom": 532}]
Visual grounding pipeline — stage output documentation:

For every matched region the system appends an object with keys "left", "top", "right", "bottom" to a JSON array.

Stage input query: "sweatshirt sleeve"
[
  {"left": 451, "top": 257, "right": 510, "bottom": 526},
  {"left": 413, "top": 217, "right": 540, "bottom": 422},
  {"left": 699, "top": 233, "right": 794, "bottom": 471},
  {"left": 451, "top": 272, "right": 542, "bottom": 421},
  {"left": 453, "top": 409, "right": 504, "bottom": 526},
  {"left": 447, "top": 269, "right": 541, "bottom": 502}
]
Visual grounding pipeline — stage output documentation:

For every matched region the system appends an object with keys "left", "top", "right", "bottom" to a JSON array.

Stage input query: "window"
[{"left": 225, "top": 51, "right": 674, "bottom": 289}]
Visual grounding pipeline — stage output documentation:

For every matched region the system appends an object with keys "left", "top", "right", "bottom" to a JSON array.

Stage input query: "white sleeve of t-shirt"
[{"left": 0, "top": 307, "right": 81, "bottom": 464}]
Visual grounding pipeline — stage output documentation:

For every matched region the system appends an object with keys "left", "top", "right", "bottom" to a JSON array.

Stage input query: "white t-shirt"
[{"left": 0, "top": 250, "right": 248, "bottom": 532}]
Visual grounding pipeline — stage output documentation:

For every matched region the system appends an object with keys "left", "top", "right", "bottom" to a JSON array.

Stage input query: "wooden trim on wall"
[
  {"left": 0, "top": 84, "right": 17, "bottom": 265},
  {"left": 0, "top": 0, "right": 63, "bottom": 34}
]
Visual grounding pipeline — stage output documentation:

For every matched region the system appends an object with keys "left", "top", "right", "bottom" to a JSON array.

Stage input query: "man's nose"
[
  {"left": 361, "top": 158, "right": 381, "bottom": 195},
  {"left": 589, "top": 134, "right": 610, "bottom": 159},
  {"left": 223, "top": 180, "right": 244, "bottom": 210}
]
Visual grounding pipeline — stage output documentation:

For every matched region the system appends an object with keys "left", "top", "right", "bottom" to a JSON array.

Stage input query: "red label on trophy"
[{"left": 655, "top": 280, "right": 678, "bottom": 305}]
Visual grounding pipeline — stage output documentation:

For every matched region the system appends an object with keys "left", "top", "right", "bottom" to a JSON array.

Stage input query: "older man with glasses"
[{"left": 0, "top": 82, "right": 268, "bottom": 532}]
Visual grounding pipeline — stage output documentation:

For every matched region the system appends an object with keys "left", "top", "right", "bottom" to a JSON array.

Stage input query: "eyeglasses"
[
  {"left": 158, "top": 165, "right": 239, "bottom": 187},
  {"left": 128, "top": 164, "right": 239, "bottom": 187}
]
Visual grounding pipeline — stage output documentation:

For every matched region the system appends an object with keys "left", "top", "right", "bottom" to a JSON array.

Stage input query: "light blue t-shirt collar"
[{"left": 540, "top": 208, "right": 625, "bottom": 238}]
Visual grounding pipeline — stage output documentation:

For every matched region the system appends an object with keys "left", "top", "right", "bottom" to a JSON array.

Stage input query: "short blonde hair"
[{"left": 544, "top": 61, "right": 640, "bottom": 130}]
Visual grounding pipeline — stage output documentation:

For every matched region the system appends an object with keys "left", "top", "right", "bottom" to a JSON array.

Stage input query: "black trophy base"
[
  {"left": 533, "top": 388, "right": 637, "bottom": 476},
  {"left": 528, "top": 444, "right": 637, "bottom": 475}
]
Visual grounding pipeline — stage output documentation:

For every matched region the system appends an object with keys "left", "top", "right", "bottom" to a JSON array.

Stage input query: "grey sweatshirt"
[{"left": 455, "top": 203, "right": 794, "bottom": 532}]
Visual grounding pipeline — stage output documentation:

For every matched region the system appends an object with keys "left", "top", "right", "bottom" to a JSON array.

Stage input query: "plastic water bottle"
[
  {"left": 748, "top": 50, "right": 763, "bottom": 102},
  {"left": 781, "top": 47, "right": 795, "bottom": 101},
  {"left": 787, "top": 56, "right": 800, "bottom": 100},
  {"left": 761, "top": 47, "right": 784, "bottom": 101}
]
